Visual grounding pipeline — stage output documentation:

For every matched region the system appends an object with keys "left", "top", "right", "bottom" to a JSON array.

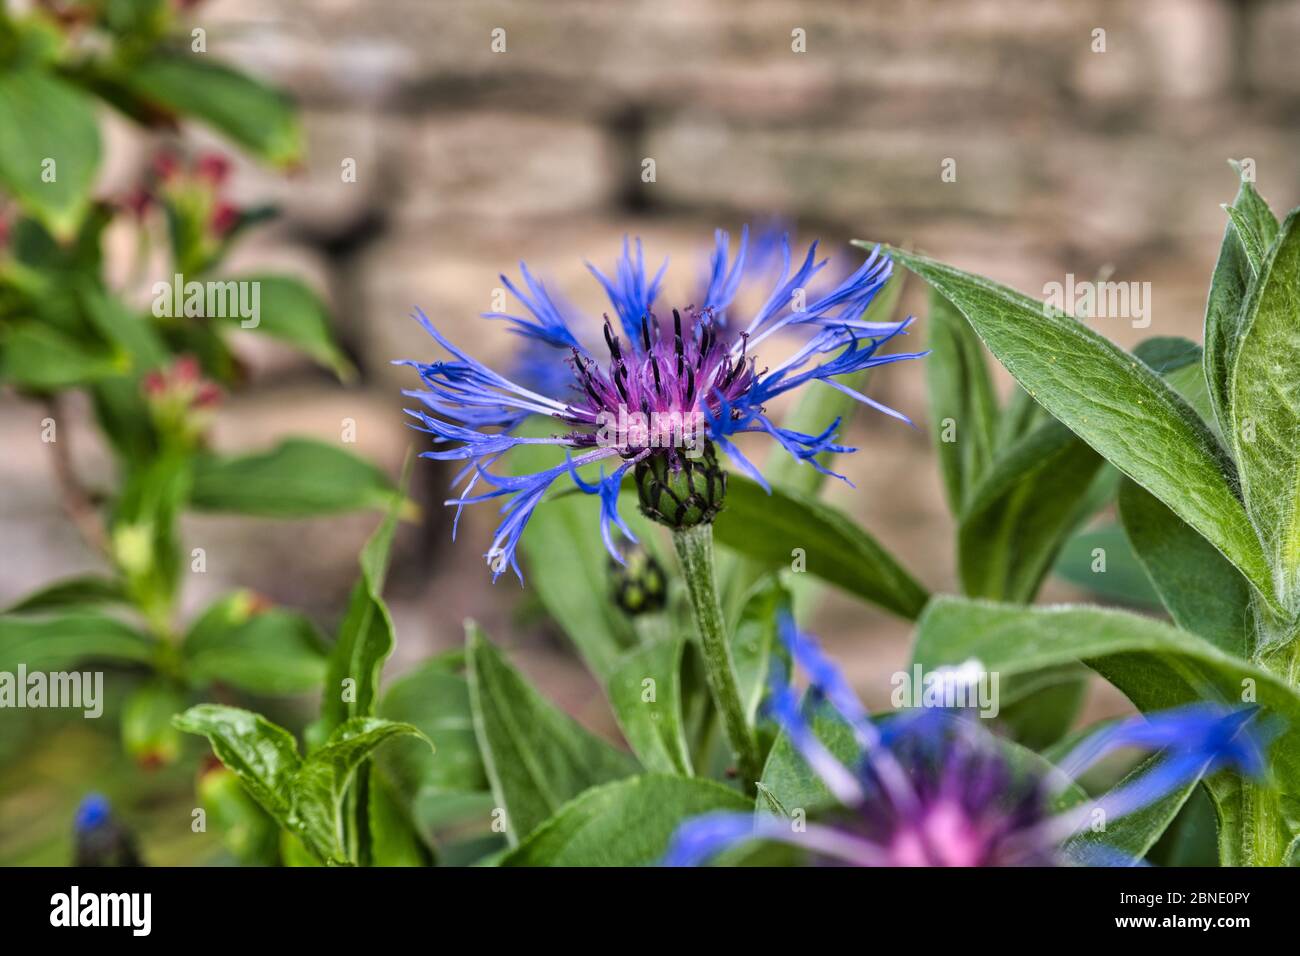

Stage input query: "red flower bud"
[
  {"left": 195, "top": 153, "right": 232, "bottom": 185},
  {"left": 210, "top": 201, "right": 240, "bottom": 236},
  {"left": 151, "top": 150, "right": 181, "bottom": 182}
]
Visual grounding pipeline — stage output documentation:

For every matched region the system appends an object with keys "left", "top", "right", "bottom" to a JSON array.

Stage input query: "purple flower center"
[
  {"left": 847, "top": 724, "right": 1057, "bottom": 867},
  {"left": 563, "top": 308, "right": 756, "bottom": 459}
]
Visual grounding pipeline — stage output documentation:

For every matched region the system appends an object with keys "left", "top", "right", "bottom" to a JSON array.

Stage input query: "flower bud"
[
  {"left": 121, "top": 682, "right": 184, "bottom": 769},
  {"left": 609, "top": 546, "right": 668, "bottom": 616},
  {"left": 634, "top": 443, "right": 726, "bottom": 530},
  {"left": 143, "top": 354, "right": 222, "bottom": 446}
]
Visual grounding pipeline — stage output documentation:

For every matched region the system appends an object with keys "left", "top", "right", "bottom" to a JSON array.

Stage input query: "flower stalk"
[{"left": 672, "top": 524, "right": 761, "bottom": 792}]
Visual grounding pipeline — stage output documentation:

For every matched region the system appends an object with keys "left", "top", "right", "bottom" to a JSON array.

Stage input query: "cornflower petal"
[{"left": 662, "top": 812, "right": 889, "bottom": 867}]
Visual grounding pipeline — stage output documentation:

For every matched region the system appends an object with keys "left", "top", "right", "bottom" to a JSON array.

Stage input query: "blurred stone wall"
[{"left": 7, "top": 0, "right": 1300, "bottom": 727}]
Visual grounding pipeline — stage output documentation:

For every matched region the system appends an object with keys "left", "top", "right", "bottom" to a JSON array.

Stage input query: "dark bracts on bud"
[
  {"left": 609, "top": 547, "right": 669, "bottom": 616},
  {"left": 634, "top": 442, "right": 726, "bottom": 530}
]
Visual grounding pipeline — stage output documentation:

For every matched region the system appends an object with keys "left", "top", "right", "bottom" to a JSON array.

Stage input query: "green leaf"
[
  {"left": 91, "top": 376, "right": 159, "bottom": 462},
  {"left": 466, "top": 623, "right": 639, "bottom": 845},
  {"left": 175, "top": 704, "right": 429, "bottom": 865},
  {"left": 714, "top": 266, "right": 908, "bottom": 614},
  {"left": 99, "top": 0, "right": 169, "bottom": 39},
  {"left": 995, "top": 670, "right": 1087, "bottom": 751},
  {"left": 173, "top": 704, "right": 301, "bottom": 827},
  {"left": 182, "top": 591, "right": 328, "bottom": 694},
  {"left": 0, "top": 322, "right": 121, "bottom": 389},
  {"left": 712, "top": 476, "right": 927, "bottom": 619},
  {"left": 1228, "top": 211, "right": 1300, "bottom": 609},
  {"left": 1064, "top": 753, "right": 1201, "bottom": 865},
  {"left": 1118, "top": 479, "right": 1250, "bottom": 656},
  {"left": 312, "top": 490, "right": 406, "bottom": 742},
  {"left": 294, "top": 717, "right": 432, "bottom": 864},
  {"left": 875, "top": 244, "right": 1278, "bottom": 614},
  {"left": 1205, "top": 168, "right": 1276, "bottom": 433},
  {"left": 760, "top": 691, "right": 1085, "bottom": 822},
  {"left": 80, "top": 285, "right": 168, "bottom": 373},
  {"left": 607, "top": 636, "right": 692, "bottom": 776},
  {"left": 190, "top": 438, "right": 400, "bottom": 517},
  {"left": 910, "top": 598, "right": 1300, "bottom": 838},
  {"left": 1053, "top": 523, "right": 1162, "bottom": 608},
  {"left": 759, "top": 695, "right": 857, "bottom": 814},
  {"left": 367, "top": 766, "right": 433, "bottom": 866},
  {"left": 4, "top": 575, "right": 128, "bottom": 614},
  {"left": 995, "top": 385, "right": 1048, "bottom": 450},
  {"left": 1047, "top": 340, "right": 1215, "bottom": 611},
  {"left": 519, "top": 493, "right": 636, "bottom": 680},
  {"left": 0, "top": 611, "right": 154, "bottom": 671},
  {"left": 374, "top": 658, "right": 488, "bottom": 816},
  {"left": 111, "top": 451, "right": 192, "bottom": 622},
  {"left": 1132, "top": 336, "right": 1203, "bottom": 375},
  {"left": 510, "top": 427, "right": 641, "bottom": 680},
  {"left": 498, "top": 774, "right": 751, "bottom": 866},
  {"left": 1148, "top": 785, "right": 1221, "bottom": 867},
  {"left": 1224, "top": 207, "right": 1268, "bottom": 276},
  {"left": 1131, "top": 336, "right": 1218, "bottom": 441},
  {"left": 0, "top": 69, "right": 101, "bottom": 235},
  {"left": 957, "top": 419, "right": 1103, "bottom": 602},
  {"left": 927, "top": 285, "right": 999, "bottom": 514},
  {"left": 219, "top": 276, "right": 352, "bottom": 379},
  {"left": 197, "top": 763, "right": 280, "bottom": 866},
  {"left": 729, "top": 575, "right": 791, "bottom": 727},
  {"left": 116, "top": 53, "right": 301, "bottom": 166}
]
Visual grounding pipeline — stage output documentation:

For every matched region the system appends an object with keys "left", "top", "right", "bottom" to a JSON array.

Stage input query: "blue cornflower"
[
  {"left": 663, "top": 617, "right": 1277, "bottom": 867},
  {"left": 397, "top": 228, "right": 923, "bottom": 580}
]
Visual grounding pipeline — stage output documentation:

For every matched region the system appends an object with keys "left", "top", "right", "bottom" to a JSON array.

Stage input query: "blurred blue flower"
[
  {"left": 397, "top": 227, "right": 923, "bottom": 581},
  {"left": 74, "top": 793, "right": 143, "bottom": 867},
  {"left": 74, "top": 793, "right": 112, "bottom": 833},
  {"left": 664, "top": 616, "right": 1277, "bottom": 867}
]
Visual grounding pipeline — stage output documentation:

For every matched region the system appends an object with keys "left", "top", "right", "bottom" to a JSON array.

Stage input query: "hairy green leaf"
[
  {"left": 1205, "top": 169, "right": 1277, "bottom": 434},
  {"left": 499, "top": 775, "right": 751, "bottom": 866},
  {"left": 1118, "top": 479, "right": 1250, "bottom": 656},
  {"left": 466, "top": 624, "right": 638, "bottom": 845},
  {"left": 713, "top": 476, "right": 927, "bottom": 619},
  {"left": 1053, "top": 523, "right": 1162, "bottom": 608},
  {"left": 607, "top": 637, "right": 692, "bottom": 776},
  {"left": 377, "top": 658, "right": 488, "bottom": 804},
  {"left": 958, "top": 419, "right": 1103, "bottom": 602},
  {"left": 911, "top": 598, "right": 1300, "bottom": 844},
  {"left": 1228, "top": 211, "right": 1300, "bottom": 610},
  {"left": 928, "top": 285, "right": 999, "bottom": 514},
  {"left": 875, "top": 245, "right": 1277, "bottom": 613}
]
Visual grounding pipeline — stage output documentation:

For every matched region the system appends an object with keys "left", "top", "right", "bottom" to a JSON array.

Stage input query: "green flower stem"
[
  {"left": 1249, "top": 601, "right": 1295, "bottom": 865},
  {"left": 1239, "top": 780, "right": 1287, "bottom": 865},
  {"left": 672, "top": 524, "right": 761, "bottom": 792}
]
